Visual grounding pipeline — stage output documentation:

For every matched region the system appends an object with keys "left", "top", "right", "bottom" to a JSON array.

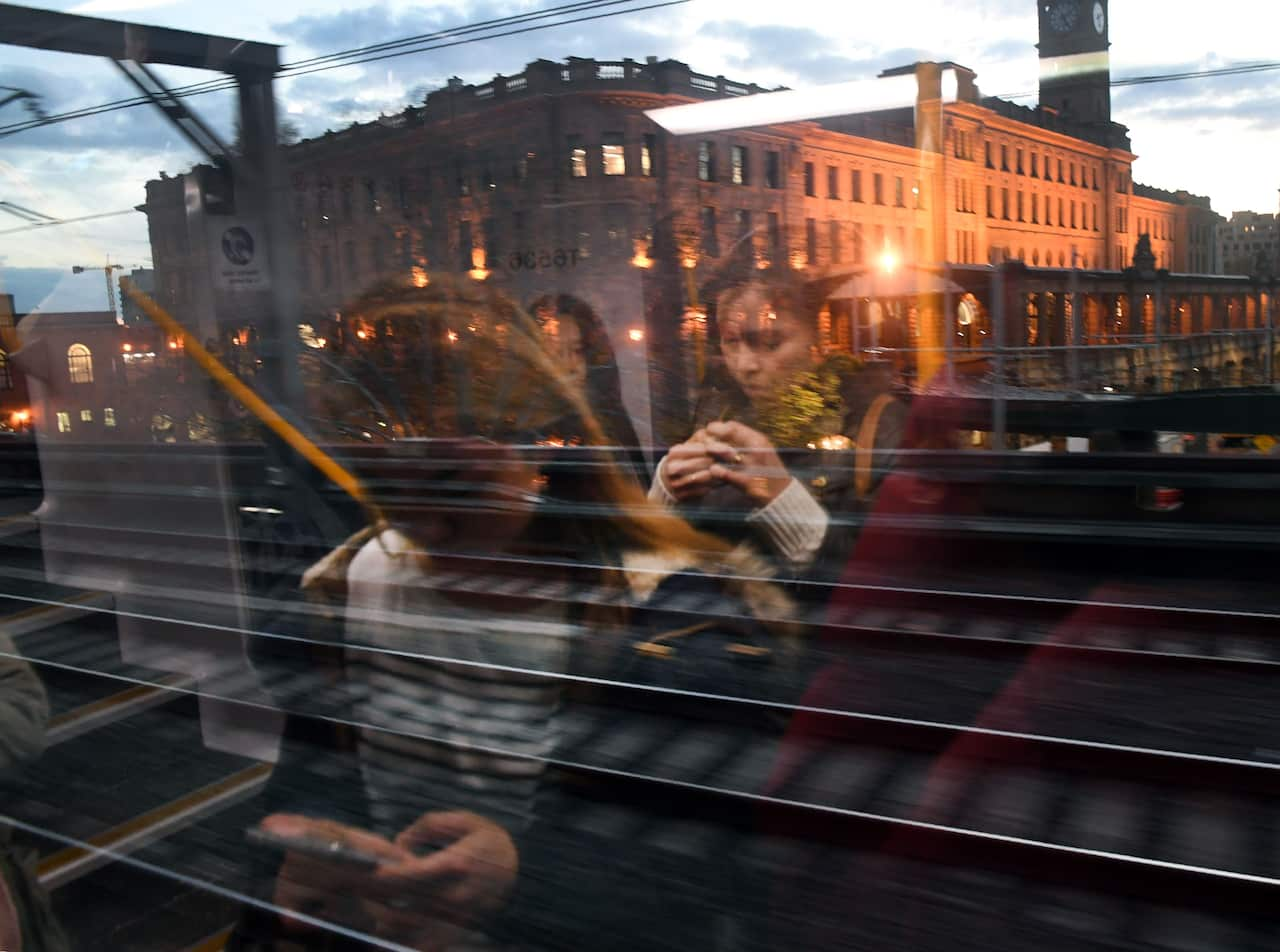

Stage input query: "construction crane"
[{"left": 71, "top": 261, "right": 126, "bottom": 323}]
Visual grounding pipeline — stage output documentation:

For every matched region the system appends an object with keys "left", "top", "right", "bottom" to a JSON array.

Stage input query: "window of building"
[
  {"left": 67, "top": 343, "right": 93, "bottom": 384},
  {"left": 56, "top": 412, "right": 70, "bottom": 434},
  {"left": 894, "top": 176, "right": 905, "bottom": 207},
  {"left": 340, "top": 186, "right": 353, "bottom": 221},
  {"left": 874, "top": 173, "right": 885, "bottom": 205},
  {"left": 698, "top": 141, "right": 717, "bottom": 182},
  {"left": 851, "top": 169, "right": 863, "bottom": 202},
  {"left": 1070, "top": 162, "right": 1077, "bottom": 186},
  {"left": 1058, "top": 197, "right": 1064, "bottom": 225},
  {"left": 602, "top": 133, "right": 626, "bottom": 175},
  {"left": 986, "top": 185, "right": 994, "bottom": 218},
  {"left": 985, "top": 141, "right": 994, "bottom": 169},
  {"left": 735, "top": 208, "right": 752, "bottom": 242},
  {"left": 80, "top": 408, "right": 92, "bottom": 423},
  {"left": 1092, "top": 166, "right": 1099, "bottom": 190},
  {"left": 1057, "top": 158, "right": 1064, "bottom": 183},
  {"left": 1070, "top": 201, "right": 1077, "bottom": 229},
  {"left": 1031, "top": 153, "right": 1039, "bottom": 178},
  {"left": 568, "top": 136, "right": 588, "bottom": 178},
  {"left": 827, "top": 166, "right": 839, "bottom": 199},
  {"left": 1002, "top": 187, "right": 1010, "bottom": 220},
  {"left": 730, "top": 145, "right": 748, "bottom": 185},
  {"left": 1017, "top": 191, "right": 1024, "bottom": 221},
  {"left": 365, "top": 178, "right": 382, "bottom": 214},
  {"left": 766, "top": 211, "right": 781, "bottom": 264},
  {"left": 764, "top": 151, "right": 781, "bottom": 189},
  {"left": 1016, "top": 149, "right": 1024, "bottom": 174},
  {"left": 852, "top": 222, "right": 864, "bottom": 263},
  {"left": 1001, "top": 144, "right": 1009, "bottom": 171},
  {"left": 829, "top": 220, "right": 841, "bottom": 263},
  {"left": 641, "top": 135, "right": 656, "bottom": 177},
  {"left": 805, "top": 217, "right": 818, "bottom": 264},
  {"left": 803, "top": 162, "right": 815, "bottom": 197},
  {"left": 317, "top": 189, "right": 330, "bottom": 222},
  {"left": 1031, "top": 193, "right": 1039, "bottom": 223},
  {"left": 913, "top": 180, "right": 924, "bottom": 209},
  {"left": 456, "top": 161, "right": 470, "bottom": 196},
  {"left": 0, "top": 350, "right": 10, "bottom": 390},
  {"left": 104, "top": 408, "right": 116, "bottom": 427},
  {"left": 700, "top": 206, "right": 719, "bottom": 257},
  {"left": 344, "top": 240, "right": 357, "bottom": 278}
]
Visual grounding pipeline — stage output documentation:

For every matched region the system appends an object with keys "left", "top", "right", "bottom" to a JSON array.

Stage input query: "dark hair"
[
  {"left": 700, "top": 261, "right": 846, "bottom": 341},
  {"left": 527, "top": 293, "right": 642, "bottom": 454}
]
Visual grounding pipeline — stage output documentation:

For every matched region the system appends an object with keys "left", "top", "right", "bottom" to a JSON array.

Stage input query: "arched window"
[
  {"left": 67, "top": 343, "right": 94, "bottom": 384},
  {"left": 0, "top": 350, "right": 11, "bottom": 390}
]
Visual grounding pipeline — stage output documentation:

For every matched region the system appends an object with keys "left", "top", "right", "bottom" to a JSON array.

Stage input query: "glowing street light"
[{"left": 879, "top": 248, "right": 899, "bottom": 274}]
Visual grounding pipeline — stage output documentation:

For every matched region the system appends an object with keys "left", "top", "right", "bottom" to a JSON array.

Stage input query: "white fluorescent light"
[{"left": 646, "top": 69, "right": 959, "bottom": 136}]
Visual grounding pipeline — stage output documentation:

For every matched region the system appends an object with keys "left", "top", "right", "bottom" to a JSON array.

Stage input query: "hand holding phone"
[{"left": 247, "top": 825, "right": 386, "bottom": 872}]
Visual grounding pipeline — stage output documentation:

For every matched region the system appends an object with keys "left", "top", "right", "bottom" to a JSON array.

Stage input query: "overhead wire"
[{"left": 0, "top": 0, "right": 686, "bottom": 137}]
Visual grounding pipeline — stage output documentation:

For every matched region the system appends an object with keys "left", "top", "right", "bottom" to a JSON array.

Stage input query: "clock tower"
[{"left": 1037, "top": 0, "right": 1111, "bottom": 124}]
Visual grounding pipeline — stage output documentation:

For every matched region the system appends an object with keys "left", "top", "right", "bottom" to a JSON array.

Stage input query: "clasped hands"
[{"left": 661, "top": 420, "right": 790, "bottom": 506}]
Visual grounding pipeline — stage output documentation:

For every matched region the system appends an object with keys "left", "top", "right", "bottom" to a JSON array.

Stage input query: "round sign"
[{"left": 221, "top": 226, "right": 255, "bottom": 266}]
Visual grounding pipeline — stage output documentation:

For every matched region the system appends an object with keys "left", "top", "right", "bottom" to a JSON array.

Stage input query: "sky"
[{"left": 2, "top": 0, "right": 1277, "bottom": 311}]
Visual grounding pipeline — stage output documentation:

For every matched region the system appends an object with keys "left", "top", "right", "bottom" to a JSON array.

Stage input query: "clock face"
[
  {"left": 1092, "top": 1, "right": 1105, "bottom": 33},
  {"left": 1047, "top": 0, "right": 1079, "bottom": 32}
]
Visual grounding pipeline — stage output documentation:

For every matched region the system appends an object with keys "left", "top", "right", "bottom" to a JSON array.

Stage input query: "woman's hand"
[
  {"left": 659, "top": 427, "right": 735, "bottom": 502},
  {"left": 262, "top": 811, "right": 519, "bottom": 950},
  {"left": 262, "top": 814, "right": 410, "bottom": 938},
  {"left": 364, "top": 811, "right": 519, "bottom": 948},
  {"left": 703, "top": 420, "right": 792, "bottom": 506}
]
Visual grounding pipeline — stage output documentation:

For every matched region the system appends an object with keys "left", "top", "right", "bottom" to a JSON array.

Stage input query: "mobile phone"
[{"left": 246, "top": 826, "right": 383, "bottom": 872}]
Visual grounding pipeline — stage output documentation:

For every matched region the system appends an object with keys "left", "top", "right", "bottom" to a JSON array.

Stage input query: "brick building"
[{"left": 140, "top": 0, "right": 1261, "bottom": 430}]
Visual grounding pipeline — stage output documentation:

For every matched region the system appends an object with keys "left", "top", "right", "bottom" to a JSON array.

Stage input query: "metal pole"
[
  {"left": 1068, "top": 248, "right": 1081, "bottom": 391},
  {"left": 944, "top": 263, "right": 955, "bottom": 387},
  {"left": 992, "top": 264, "right": 1007, "bottom": 448},
  {"left": 1154, "top": 280, "right": 1164, "bottom": 393},
  {"left": 1259, "top": 286, "right": 1269, "bottom": 386},
  {"left": 237, "top": 68, "right": 302, "bottom": 409}
]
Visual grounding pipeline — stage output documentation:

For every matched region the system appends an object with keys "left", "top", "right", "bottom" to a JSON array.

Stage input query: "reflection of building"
[
  {"left": 14, "top": 310, "right": 165, "bottom": 441},
  {"left": 0, "top": 294, "right": 31, "bottom": 432},
  {"left": 140, "top": 0, "right": 1256, "bottom": 415},
  {"left": 1217, "top": 211, "right": 1278, "bottom": 277},
  {"left": 118, "top": 268, "right": 156, "bottom": 325}
]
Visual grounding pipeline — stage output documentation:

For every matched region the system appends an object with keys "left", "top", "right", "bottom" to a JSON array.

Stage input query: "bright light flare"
[{"left": 645, "top": 70, "right": 958, "bottom": 136}]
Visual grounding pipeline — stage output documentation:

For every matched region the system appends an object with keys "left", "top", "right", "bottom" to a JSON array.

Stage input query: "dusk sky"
[{"left": 2, "top": 0, "right": 1276, "bottom": 310}]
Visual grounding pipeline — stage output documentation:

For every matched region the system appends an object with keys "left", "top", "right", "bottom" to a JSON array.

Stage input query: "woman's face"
[
  {"left": 718, "top": 286, "right": 817, "bottom": 405},
  {"left": 541, "top": 313, "right": 588, "bottom": 390}
]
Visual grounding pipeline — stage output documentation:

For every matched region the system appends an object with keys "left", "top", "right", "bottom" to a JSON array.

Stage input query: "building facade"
[
  {"left": 138, "top": 0, "right": 1269, "bottom": 435},
  {"left": 1217, "top": 210, "right": 1278, "bottom": 277}
]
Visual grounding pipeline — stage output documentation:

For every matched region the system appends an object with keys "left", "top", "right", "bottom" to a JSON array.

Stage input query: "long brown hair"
[{"left": 331, "top": 274, "right": 728, "bottom": 565}]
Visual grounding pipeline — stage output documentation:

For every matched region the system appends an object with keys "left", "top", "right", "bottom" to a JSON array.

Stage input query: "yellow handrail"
[{"left": 119, "top": 277, "right": 370, "bottom": 509}]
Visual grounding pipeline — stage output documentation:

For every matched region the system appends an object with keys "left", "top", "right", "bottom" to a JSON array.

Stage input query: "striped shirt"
[{"left": 343, "top": 529, "right": 575, "bottom": 838}]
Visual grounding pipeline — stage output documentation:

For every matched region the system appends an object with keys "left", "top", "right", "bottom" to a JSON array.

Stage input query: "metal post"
[
  {"left": 1266, "top": 289, "right": 1274, "bottom": 386},
  {"left": 1153, "top": 282, "right": 1165, "bottom": 393},
  {"left": 944, "top": 263, "right": 956, "bottom": 387},
  {"left": 992, "top": 264, "right": 1007, "bottom": 448},
  {"left": 237, "top": 70, "right": 302, "bottom": 409},
  {"left": 1068, "top": 250, "right": 1081, "bottom": 391}
]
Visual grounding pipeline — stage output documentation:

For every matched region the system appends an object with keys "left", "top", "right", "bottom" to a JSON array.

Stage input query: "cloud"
[{"left": 695, "top": 21, "right": 932, "bottom": 87}]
